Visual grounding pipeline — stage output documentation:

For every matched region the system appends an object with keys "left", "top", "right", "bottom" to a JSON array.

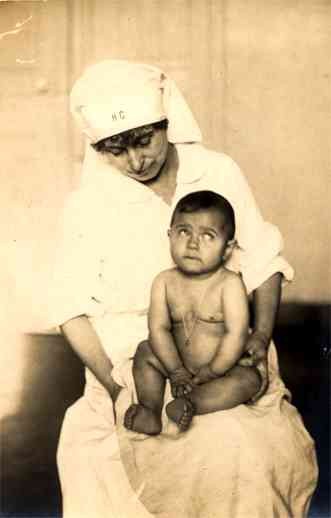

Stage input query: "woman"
[{"left": 54, "top": 61, "right": 317, "bottom": 518}]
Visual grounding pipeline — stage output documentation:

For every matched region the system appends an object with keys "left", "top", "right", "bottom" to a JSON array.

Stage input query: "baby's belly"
[{"left": 173, "top": 321, "right": 225, "bottom": 374}]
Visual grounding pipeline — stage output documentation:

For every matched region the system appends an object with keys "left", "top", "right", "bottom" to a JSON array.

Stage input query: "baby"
[{"left": 124, "top": 190, "right": 262, "bottom": 435}]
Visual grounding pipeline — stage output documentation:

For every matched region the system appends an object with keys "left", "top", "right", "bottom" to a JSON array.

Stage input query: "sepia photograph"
[{"left": 1, "top": 1, "right": 330, "bottom": 517}]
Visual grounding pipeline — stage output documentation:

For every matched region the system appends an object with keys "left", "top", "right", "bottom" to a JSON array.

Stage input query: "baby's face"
[{"left": 168, "top": 209, "right": 229, "bottom": 276}]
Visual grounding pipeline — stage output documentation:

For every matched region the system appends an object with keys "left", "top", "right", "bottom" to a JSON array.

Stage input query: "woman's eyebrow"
[
  {"left": 106, "top": 143, "right": 125, "bottom": 148},
  {"left": 104, "top": 139, "right": 126, "bottom": 149},
  {"left": 133, "top": 130, "right": 153, "bottom": 141}
]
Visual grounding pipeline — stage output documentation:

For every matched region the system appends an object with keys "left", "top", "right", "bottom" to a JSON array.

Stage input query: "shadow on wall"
[
  {"left": 0, "top": 304, "right": 330, "bottom": 518},
  {"left": 0, "top": 334, "right": 84, "bottom": 517},
  {"left": 274, "top": 304, "right": 330, "bottom": 518}
]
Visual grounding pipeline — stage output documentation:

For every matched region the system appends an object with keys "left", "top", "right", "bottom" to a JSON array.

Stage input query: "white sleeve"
[
  {"left": 208, "top": 154, "right": 294, "bottom": 294},
  {"left": 50, "top": 191, "right": 106, "bottom": 327}
]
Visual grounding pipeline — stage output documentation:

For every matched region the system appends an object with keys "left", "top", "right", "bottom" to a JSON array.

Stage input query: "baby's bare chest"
[{"left": 167, "top": 281, "right": 224, "bottom": 324}]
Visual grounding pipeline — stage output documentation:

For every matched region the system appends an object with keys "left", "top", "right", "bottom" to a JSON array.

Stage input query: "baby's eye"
[
  {"left": 202, "top": 232, "right": 215, "bottom": 241},
  {"left": 178, "top": 228, "right": 189, "bottom": 237}
]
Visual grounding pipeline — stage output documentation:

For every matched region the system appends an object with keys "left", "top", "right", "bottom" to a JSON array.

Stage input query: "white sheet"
[{"left": 57, "top": 342, "right": 318, "bottom": 518}]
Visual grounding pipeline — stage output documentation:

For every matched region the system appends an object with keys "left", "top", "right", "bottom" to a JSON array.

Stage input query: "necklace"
[{"left": 180, "top": 285, "right": 209, "bottom": 347}]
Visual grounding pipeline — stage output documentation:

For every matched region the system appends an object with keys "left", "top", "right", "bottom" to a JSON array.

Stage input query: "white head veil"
[
  {"left": 70, "top": 60, "right": 202, "bottom": 144},
  {"left": 70, "top": 60, "right": 202, "bottom": 189}
]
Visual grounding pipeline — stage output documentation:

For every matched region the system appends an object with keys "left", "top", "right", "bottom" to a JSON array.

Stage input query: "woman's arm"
[
  {"left": 252, "top": 272, "right": 282, "bottom": 348},
  {"left": 60, "top": 315, "right": 121, "bottom": 402},
  {"left": 239, "top": 272, "right": 282, "bottom": 400},
  {"left": 240, "top": 272, "right": 282, "bottom": 364}
]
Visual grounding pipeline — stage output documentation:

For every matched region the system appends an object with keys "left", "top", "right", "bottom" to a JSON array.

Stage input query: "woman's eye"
[
  {"left": 137, "top": 137, "right": 151, "bottom": 147},
  {"left": 109, "top": 148, "right": 124, "bottom": 156}
]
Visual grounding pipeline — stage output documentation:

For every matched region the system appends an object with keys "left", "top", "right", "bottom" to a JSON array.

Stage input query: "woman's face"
[{"left": 96, "top": 125, "right": 169, "bottom": 183}]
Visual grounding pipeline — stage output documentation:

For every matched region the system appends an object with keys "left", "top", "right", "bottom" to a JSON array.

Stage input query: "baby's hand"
[
  {"left": 169, "top": 367, "right": 194, "bottom": 398},
  {"left": 192, "top": 365, "right": 218, "bottom": 385}
]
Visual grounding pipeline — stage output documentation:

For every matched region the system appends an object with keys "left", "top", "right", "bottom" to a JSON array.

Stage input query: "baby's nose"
[{"left": 188, "top": 234, "right": 199, "bottom": 248}]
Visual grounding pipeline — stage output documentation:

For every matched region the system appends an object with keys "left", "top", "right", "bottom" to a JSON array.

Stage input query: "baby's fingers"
[
  {"left": 170, "top": 385, "right": 178, "bottom": 398},
  {"left": 183, "top": 384, "right": 193, "bottom": 394}
]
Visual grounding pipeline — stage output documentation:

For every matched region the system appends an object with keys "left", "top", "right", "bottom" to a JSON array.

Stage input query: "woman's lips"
[{"left": 128, "top": 169, "right": 147, "bottom": 176}]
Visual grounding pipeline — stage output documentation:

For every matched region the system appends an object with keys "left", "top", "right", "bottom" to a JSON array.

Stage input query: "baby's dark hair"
[
  {"left": 92, "top": 119, "right": 168, "bottom": 152},
  {"left": 171, "top": 190, "right": 235, "bottom": 240}
]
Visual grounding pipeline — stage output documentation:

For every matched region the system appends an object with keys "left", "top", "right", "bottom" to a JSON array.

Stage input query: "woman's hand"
[
  {"left": 239, "top": 331, "right": 269, "bottom": 366},
  {"left": 109, "top": 377, "right": 122, "bottom": 403},
  {"left": 239, "top": 331, "right": 269, "bottom": 400},
  {"left": 108, "top": 377, "right": 123, "bottom": 423}
]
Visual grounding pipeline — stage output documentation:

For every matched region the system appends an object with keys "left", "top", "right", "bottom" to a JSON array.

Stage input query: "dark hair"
[
  {"left": 171, "top": 190, "right": 235, "bottom": 240},
  {"left": 91, "top": 119, "right": 168, "bottom": 153}
]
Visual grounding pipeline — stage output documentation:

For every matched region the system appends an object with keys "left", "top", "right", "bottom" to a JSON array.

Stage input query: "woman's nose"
[{"left": 127, "top": 148, "right": 144, "bottom": 172}]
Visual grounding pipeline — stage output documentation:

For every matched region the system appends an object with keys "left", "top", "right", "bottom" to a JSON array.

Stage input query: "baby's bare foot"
[
  {"left": 124, "top": 404, "right": 162, "bottom": 436},
  {"left": 165, "top": 398, "right": 195, "bottom": 431}
]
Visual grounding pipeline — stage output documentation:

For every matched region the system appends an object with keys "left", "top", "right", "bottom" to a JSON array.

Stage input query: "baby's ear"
[
  {"left": 223, "top": 239, "right": 236, "bottom": 262},
  {"left": 167, "top": 228, "right": 171, "bottom": 238}
]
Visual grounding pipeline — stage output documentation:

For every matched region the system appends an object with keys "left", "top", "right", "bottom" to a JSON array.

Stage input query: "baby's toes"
[
  {"left": 124, "top": 404, "right": 138, "bottom": 429},
  {"left": 179, "top": 416, "right": 191, "bottom": 430},
  {"left": 178, "top": 401, "right": 195, "bottom": 431}
]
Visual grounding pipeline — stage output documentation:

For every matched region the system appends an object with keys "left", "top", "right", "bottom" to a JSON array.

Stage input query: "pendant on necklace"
[{"left": 185, "top": 337, "right": 191, "bottom": 347}]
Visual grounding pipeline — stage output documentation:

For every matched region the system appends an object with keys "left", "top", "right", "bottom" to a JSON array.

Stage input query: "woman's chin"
[{"left": 128, "top": 167, "right": 159, "bottom": 183}]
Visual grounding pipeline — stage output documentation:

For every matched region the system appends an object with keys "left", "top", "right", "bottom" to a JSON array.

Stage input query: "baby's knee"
[
  {"left": 230, "top": 365, "right": 262, "bottom": 396},
  {"left": 242, "top": 366, "right": 262, "bottom": 395}
]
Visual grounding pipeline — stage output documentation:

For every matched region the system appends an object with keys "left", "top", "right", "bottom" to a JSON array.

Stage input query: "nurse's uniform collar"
[{"left": 175, "top": 143, "right": 206, "bottom": 184}]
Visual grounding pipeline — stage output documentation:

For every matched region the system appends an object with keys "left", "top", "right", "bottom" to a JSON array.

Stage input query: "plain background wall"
[
  {"left": 1, "top": 0, "right": 330, "bottom": 333},
  {"left": 1, "top": 0, "right": 330, "bottom": 457}
]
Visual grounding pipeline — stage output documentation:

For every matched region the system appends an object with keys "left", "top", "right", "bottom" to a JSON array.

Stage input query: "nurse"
[{"left": 53, "top": 60, "right": 317, "bottom": 518}]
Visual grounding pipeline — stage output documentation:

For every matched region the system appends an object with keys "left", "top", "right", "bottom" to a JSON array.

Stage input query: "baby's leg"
[
  {"left": 124, "top": 340, "right": 167, "bottom": 435},
  {"left": 167, "top": 365, "right": 261, "bottom": 419},
  {"left": 192, "top": 365, "right": 261, "bottom": 414}
]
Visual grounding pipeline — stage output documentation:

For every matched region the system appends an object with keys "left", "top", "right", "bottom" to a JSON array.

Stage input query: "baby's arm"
[
  {"left": 148, "top": 273, "right": 193, "bottom": 396},
  {"left": 193, "top": 274, "right": 249, "bottom": 384}
]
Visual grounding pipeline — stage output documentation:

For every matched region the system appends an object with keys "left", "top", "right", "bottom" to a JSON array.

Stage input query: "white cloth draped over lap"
[
  {"left": 57, "top": 343, "right": 318, "bottom": 518},
  {"left": 54, "top": 143, "right": 317, "bottom": 518}
]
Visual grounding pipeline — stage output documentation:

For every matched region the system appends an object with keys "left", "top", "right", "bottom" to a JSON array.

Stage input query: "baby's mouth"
[{"left": 183, "top": 255, "right": 202, "bottom": 262}]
